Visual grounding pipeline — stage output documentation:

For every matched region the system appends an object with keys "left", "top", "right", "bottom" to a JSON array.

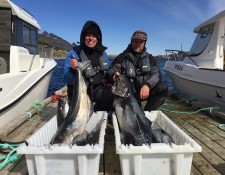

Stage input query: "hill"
[
  {"left": 38, "top": 31, "right": 186, "bottom": 59},
  {"left": 38, "top": 31, "right": 76, "bottom": 58}
]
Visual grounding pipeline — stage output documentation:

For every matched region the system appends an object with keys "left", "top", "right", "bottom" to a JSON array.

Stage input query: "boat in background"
[
  {"left": 0, "top": 0, "right": 56, "bottom": 129},
  {"left": 164, "top": 10, "right": 225, "bottom": 110}
]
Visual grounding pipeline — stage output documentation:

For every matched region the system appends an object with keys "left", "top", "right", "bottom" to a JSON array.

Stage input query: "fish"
[
  {"left": 152, "top": 128, "right": 173, "bottom": 144},
  {"left": 72, "top": 117, "right": 103, "bottom": 146},
  {"left": 50, "top": 62, "right": 93, "bottom": 145},
  {"left": 151, "top": 122, "right": 173, "bottom": 144},
  {"left": 57, "top": 96, "right": 69, "bottom": 127},
  {"left": 113, "top": 75, "right": 153, "bottom": 146}
]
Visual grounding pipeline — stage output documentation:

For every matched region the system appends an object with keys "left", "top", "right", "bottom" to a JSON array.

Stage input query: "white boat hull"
[
  {"left": 164, "top": 10, "right": 225, "bottom": 111},
  {"left": 0, "top": 60, "right": 56, "bottom": 129},
  {"left": 165, "top": 61, "right": 225, "bottom": 110},
  {"left": 0, "top": 1, "right": 57, "bottom": 130}
]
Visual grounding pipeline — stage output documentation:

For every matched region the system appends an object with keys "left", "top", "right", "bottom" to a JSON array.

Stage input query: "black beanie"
[{"left": 84, "top": 24, "right": 100, "bottom": 39}]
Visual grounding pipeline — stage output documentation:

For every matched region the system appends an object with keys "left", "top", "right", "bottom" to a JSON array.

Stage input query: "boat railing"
[
  {"left": 165, "top": 49, "right": 183, "bottom": 61},
  {"left": 28, "top": 54, "right": 36, "bottom": 71},
  {"left": 26, "top": 46, "right": 55, "bottom": 70},
  {"left": 39, "top": 46, "right": 55, "bottom": 69},
  {"left": 38, "top": 46, "right": 55, "bottom": 59}
]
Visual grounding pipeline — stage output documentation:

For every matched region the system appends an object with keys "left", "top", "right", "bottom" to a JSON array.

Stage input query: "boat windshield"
[{"left": 189, "top": 24, "right": 214, "bottom": 56}]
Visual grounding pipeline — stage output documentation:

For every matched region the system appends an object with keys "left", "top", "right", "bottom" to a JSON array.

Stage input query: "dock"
[{"left": 0, "top": 89, "right": 225, "bottom": 175}]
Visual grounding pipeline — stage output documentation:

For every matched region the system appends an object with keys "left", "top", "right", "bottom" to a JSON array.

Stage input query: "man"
[
  {"left": 64, "top": 20, "right": 113, "bottom": 112},
  {"left": 109, "top": 30, "right": 168, "bottom": 111}
]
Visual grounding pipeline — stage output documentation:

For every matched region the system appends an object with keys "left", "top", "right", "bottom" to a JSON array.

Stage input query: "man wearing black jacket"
[
  {"left": 64, "top": 21, "right": 113, "bottom": 112},
  {"left": 109, "top": 30, "right": 168, "bottom": 111}
]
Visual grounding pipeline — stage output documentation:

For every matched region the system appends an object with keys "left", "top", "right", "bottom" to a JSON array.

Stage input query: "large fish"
[
  {"left": 51, "top": 62, "right": 93, "bottom": 145},
  {"left": 113, "top": 75, "right": 153, "bottom": 146}
]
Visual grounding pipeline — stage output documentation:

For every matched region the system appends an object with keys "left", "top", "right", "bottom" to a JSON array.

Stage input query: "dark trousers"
[
  {"left": 143, "top": 82, "right": 168, "bottom": 111},
  {"left": 133, "top": 82, "right": 168, "bottom": 111},
  {"left": 92, "top": 85, "right": 114, "bottom": 112},
  {"left": 67, "top": 84, "right": 114, "bottom": 112}
]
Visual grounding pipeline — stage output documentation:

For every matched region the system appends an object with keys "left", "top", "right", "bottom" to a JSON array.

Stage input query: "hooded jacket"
[{"left": 64, "top": 21, "right": 111, "bottom": 85}]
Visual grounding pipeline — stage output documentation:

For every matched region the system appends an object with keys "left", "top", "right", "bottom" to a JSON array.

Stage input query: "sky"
[{"left": 12, "top": 0, "right": 225, "bottom": 56}]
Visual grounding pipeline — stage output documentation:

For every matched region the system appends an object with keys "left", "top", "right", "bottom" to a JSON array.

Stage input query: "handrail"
[
  {"left": 29, "top": 54, "right": 36, "bottom": 71},
  {"left": 165, "top": 49, "right": 182, "bottom": 61},
  {"left": 41, "top": 46, "right": 55, "bottom": 68}
]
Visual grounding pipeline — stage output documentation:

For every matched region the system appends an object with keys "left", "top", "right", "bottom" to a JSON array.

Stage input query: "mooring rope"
[
  {"left": 22, "top": 112, "right": 32, "bottom": 118},
  {"left": 0, "top": 143, "right": 20, "bottom": 170},
  {"left": 160, "top": 97, "right": 224, "bottom": 131},
  {"left": 30, "top": 101, "right": 44, "bottom": 111},
  {"left": 0, "top": 139, "right": 28, "bottom": 171},
  {"left": 159, "top": 106, "right": 219, "bottom": 115},
  {"left": 161, "top": 97, "right": 220, "bottom": 114},
  {"left": 218, "top": 124, "right": 225, "bottom": 132}
]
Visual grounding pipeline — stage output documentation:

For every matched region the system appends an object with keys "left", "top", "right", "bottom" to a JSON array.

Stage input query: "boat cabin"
[
  {"left": 184, "top": 10, "right": 225, "bottom": 70},
  {"left": 0, "top": 0, "right": 41, "bottom": 74}
]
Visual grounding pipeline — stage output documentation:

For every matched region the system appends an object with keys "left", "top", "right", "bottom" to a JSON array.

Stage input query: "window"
[
  {"left": 23, "top": 25, "right": 37, "bottom": 46},
  {"left": 23, "top": 26, "right": 30, "bottom": 45},
  {"left": 31, "top": 30, "right": 37, "bottom": 45},
  {"left": 22, "top": 25, "right": 38, "bottom": 54},
  {"left": 189, "top": 24, "right": 214, "bottom": 56}
]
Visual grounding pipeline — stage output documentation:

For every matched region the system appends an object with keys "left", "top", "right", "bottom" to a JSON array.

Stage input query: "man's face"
[
  {"left": 84, "top": 34, "right": 98, "bottom": 48},
  {"left": 131, "top": 39, "right": 145, "bottom": 53}
]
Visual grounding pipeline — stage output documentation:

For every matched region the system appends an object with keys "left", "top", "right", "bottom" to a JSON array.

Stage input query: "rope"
[
  {"left": 159, "top": 106, "right": 219, "bottom": 114},
  {"left": 161, "top": 97, "right": 220, "bottom": 114},
  {"left": 218, "top": 124, "right": 225, "bottom": 132},
  {"left": 0, "top": 143, "right": 22, "bottom": 170},
  {"left": 30, "top": 101, "right": 44, "bottom": 111},
  {"left": 0, "top": 150, "right": 18, "bottom": 170},
  {"left": 161, "top": 97, "right": 224, "bottom": 130},
  {"left": 22, "top": 112, "right": 32, "bottom": 118}
]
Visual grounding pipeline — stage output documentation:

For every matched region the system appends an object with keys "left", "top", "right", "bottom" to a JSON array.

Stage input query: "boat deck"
[{"left": 0, "top": 92, "right": 225, "bottom": 175}]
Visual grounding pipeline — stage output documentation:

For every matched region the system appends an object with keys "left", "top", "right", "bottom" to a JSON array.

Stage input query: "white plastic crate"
[
  {"left": 17, "top": 111, "right": 107, "bottom": 175},
  {"left": 113, "top": 110, "right": 202, "bottom": 175}
]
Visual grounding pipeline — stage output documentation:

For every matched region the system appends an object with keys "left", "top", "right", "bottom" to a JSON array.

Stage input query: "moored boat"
[
  {"left": 0, "top": 0, "right": 56, "bottom": 129},
  {"left": 164, "top": 10, "right": 225, "bottom": 110}
]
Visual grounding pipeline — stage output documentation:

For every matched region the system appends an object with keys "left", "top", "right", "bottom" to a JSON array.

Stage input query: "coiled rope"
[
  {"left": 159, "top": 97, "right": 225, "bottom": 131},
  {"left": 160, "top": 97, "right": 220, "bottom": 114}
]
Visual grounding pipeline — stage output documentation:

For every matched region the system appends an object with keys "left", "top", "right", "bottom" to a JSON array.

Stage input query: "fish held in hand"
[
  {"left": 51, "top": 62, "right": 93, "bottom": 145},
  {"left": 113, "top": 75, "right": 153, "bottom": 146}
]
